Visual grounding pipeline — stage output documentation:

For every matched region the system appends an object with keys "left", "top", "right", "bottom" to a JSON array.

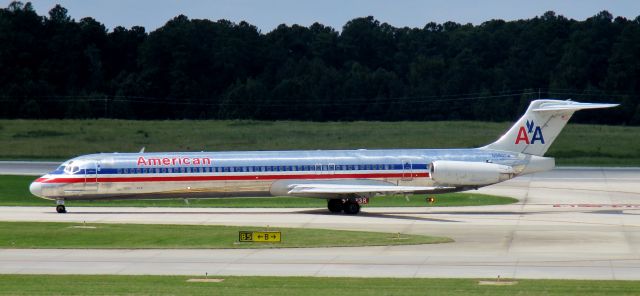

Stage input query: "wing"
[{"left": 286, "top": 183, "right": 456, "bottom": 197}]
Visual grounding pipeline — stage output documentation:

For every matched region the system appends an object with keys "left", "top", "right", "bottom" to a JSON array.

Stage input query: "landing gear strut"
[
  {"left": 327, "top": 199, "right": 343, "bottom": 213},
  {"left": 55, "top": 200, "right": 66, "bottom": 214}
]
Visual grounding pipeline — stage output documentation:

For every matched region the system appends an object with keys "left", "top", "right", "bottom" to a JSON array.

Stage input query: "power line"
[{"left": 0, "top": 89, "right": 631, "bottom": 108}]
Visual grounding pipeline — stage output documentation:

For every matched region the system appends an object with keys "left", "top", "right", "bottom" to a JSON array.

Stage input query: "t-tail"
[{"left": 482, "top": 99, "right": 618, "bottom": 156}]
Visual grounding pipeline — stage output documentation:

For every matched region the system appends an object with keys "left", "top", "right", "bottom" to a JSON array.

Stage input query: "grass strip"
[
  {"left": 1, "top": 119, "right": 637, "bottom": 165},
  {"left": 0, "top": 221, "right": 451, "bottom": 249},
  {"left": 0, "top": 275, "right": 638, "bottom": 295}
]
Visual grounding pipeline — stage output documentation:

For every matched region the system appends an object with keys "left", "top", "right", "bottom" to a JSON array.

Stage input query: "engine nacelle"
[{"left": 430, "top": 160, "right": 515, "bottom": 186}]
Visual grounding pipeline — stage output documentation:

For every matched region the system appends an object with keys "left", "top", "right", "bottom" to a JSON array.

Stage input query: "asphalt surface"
[
  {"left": 0, "top": 161, "right": 59, "bottom": 175},
  {"left": 1, "top": 163, "right": 639, "bottom": 279}
]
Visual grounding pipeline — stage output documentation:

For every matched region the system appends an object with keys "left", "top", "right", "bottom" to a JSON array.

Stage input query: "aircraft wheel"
[
  {"left": 56, "top": 205, "right": 66, "bottom": 214},
  {"left": 327, "top": 199, "right": 344, "bottom": 213},
  {"left": 343, "top": 200, "right": 360, "bottom": 215}
]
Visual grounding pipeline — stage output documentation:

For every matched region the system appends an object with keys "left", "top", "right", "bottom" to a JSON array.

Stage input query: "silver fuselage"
[{"left": 30, "top": 148, "right": 549, "bottom": 201}]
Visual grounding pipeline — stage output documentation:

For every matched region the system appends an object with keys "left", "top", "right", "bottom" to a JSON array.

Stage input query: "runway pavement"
[
  {"left": 0, "top": 161, "right": 58, "bottom": 175},
  {"left": 1, "top": 165, "right": 640, "bottom": 279}
]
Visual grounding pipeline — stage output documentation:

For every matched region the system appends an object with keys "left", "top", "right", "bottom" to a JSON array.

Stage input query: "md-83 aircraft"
[{"left": 30, "top": 99, "right": 617, "bottom": 214}]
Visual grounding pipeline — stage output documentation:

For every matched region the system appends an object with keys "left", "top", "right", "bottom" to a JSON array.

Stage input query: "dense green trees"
[{"left": 1, "top": 2, "right": 639, "bottom": 124}]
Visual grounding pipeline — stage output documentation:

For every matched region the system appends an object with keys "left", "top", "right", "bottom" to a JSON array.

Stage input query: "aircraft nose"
[{"left": 29, "top": 181, "right": 42, "bottom": 197}]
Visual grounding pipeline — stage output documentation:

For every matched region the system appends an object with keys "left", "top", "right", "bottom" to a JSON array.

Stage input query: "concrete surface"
[
  {"left": 0, "top": 161, "right": 58, "bottom": 176},
  {"left": 0, "top": 167, "right": 639, "bottom": 279}
]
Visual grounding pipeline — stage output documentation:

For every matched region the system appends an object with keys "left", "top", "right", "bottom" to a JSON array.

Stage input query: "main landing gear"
[
  {"left": 55, "top": 200, "right": 66, "bottom": 213},
  {"left": 327, "top": 199, "right": 360, "bottom": 215}
]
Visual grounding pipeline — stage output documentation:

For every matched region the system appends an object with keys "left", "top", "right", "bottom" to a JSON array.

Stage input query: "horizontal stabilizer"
[{"left": 532, "top": 101, "right": 619, "bottom": 112}]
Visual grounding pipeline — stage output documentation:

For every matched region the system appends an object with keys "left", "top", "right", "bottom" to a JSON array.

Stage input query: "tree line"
[{"left": 1, "top": 2, "right": 639, "bottom": 124}]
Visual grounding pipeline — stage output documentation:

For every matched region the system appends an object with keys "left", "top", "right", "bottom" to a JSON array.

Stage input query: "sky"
[{"left": 12, "top": 0, "right": 640, "bottom": 32}]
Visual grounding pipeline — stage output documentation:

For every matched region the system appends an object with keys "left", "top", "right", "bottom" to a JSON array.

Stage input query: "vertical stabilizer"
[{"left": 482, "top": 100, "right": 618, "bottom": 156}]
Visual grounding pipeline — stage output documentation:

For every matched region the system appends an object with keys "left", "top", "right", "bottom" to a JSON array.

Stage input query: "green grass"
[
  {"left": 0, "top": 275, "right": 638, "bottom": 295},
  {"left": 0, "top": 175, "right": 518, "bottom": 207},
  {"left": 0, "top": 221, "right": 450, "bottom": 248},
  {"left": 0, "top": 119, "right": 638, "bottom": 165}
]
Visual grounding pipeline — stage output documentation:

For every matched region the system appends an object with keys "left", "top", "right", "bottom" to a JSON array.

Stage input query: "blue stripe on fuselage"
[{"left": 63, "top": 163, "right": 429, "bottom": 175}]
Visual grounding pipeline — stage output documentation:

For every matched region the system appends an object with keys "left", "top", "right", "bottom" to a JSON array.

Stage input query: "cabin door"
[
  {"left": 401, "top": 160, "right": 413, "bottom": 181},
  {"left": 84, "top": 160, "right": 99, "bottom": 191}
]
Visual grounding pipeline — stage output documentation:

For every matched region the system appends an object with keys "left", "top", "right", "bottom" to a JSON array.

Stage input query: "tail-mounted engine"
[{"left": 430, "top": 160, "right": 515, "bottom": 186}]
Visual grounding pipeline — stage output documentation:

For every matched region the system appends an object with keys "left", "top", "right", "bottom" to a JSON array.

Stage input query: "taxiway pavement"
[
  {"left": 0, "top": 161, "right": 58, "bottom": 176},
  {"left": 1, "top": 166, "right": 639, "bottom": 279}
]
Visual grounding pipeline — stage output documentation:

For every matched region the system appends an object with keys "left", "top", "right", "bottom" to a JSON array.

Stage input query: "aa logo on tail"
[{"left": 515, "top": 120, "right": 545, "bottom": 144}]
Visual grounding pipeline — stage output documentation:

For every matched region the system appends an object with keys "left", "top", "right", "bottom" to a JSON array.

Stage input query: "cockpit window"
[
  {"left": 56, "top": 165, "right": 65, "bottom": 171},
  {"left": 64, "top": 165, "right": 80, "bottom": 174}
]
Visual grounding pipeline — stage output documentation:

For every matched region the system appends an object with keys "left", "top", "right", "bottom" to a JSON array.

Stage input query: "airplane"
[{"left": 29, "top": 99, "right": 617, "bottom": 214}]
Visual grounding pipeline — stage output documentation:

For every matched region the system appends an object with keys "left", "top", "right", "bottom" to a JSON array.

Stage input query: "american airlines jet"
[{"left": 30, "top": 99, "right": 617, "bottom": 214}]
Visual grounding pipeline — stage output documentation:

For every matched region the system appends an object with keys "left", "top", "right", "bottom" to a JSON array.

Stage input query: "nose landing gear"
[{"left": 55, "top": 200, "right": 66, "bottom": 213}]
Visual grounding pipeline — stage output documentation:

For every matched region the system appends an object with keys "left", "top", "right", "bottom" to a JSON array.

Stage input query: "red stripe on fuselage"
[{"left": 38, "top": 172, "right": 430, "bottom": 184}]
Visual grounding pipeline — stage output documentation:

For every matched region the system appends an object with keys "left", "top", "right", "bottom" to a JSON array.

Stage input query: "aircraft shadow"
[
  {"left": 298, "top": 209, "right": 460, "bottom": 223},
  {"left": 59, "top": 208, "right": 459, "bottom": 222},
  {"left": 61, "top": 210, "right": 304, "bottom": 215},
  {"left": 421, "top": 211, "right": 529, "bottom": 215}
]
